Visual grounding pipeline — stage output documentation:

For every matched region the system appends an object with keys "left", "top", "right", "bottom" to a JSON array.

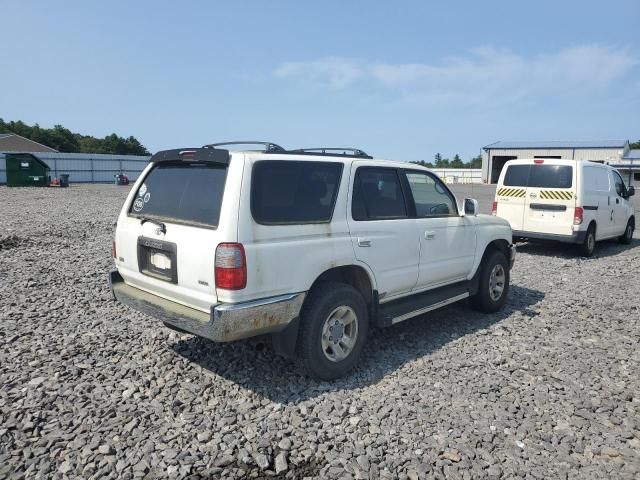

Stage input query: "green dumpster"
[{"left": 6, "top": 153, "right": 51, "bottom": 187}]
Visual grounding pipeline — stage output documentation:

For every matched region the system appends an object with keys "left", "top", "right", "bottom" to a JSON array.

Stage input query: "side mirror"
[
  {"left": 627, "top": 186, "right": 635, "bottom": 197},
  {"left": 464, "top": 198, "right": 479, "bottom": 216}
]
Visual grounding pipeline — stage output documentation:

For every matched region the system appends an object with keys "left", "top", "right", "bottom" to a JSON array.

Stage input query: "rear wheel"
[
  {"left": 579, "top": 224, "right": 596, "bottom": 257},
  {"left": 297, "top": 282, "right": 368, "bottom": 380},
  {"left": 470, "top": 249, "right": 510, "bottom": 313},
  {"left": 619, "top": 219, "right": 634, "bottom": 244}
]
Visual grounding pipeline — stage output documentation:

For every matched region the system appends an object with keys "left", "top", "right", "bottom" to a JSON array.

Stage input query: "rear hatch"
[
  {"left": 115, "top": 149, "right": 234, "bottom": 312},
  {"left": 497, "top": 161, "right": 576, "bottom": 235}
]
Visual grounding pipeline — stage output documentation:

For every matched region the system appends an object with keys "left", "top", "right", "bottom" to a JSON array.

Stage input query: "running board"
[
  {"left": 378, "top": 281, "right": 472, "bottom": 327},
  {"left": 391, "top": 293, "right": 469, "bottom": 324}
]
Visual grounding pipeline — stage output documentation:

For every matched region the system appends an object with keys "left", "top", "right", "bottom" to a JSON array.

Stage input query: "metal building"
[
  {"left": 481, "top": 140, "right": 639, "bottom": 185},
  {"left": 0, "top": 151, "right": 150, "bottom": 184}
]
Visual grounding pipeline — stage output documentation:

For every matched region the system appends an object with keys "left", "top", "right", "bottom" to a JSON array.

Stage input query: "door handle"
[
  {"left": 357, "top": 238, "right": 372, "bottom": 247},
  {"left": 425, "top": 231, "right": 436, "bottom": 240}
]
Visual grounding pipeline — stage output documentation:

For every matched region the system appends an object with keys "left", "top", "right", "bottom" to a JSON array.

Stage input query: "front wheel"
[
  {"left": 619, "top": 219, "right": 634, "bottom": 245},
  {"left": 470, "top": 250, "right": 510, "bottom": 313},
  {"left": 297, "top": 282, "right": 368, "bottom": 380}
]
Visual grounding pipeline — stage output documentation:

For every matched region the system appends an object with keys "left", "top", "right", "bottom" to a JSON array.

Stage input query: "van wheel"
[
  {"left": 579, "top": 225, "right": 596, "bottom": 257},
  {"left": 619, "top": 219, "right": 634, "bottom": 244},
  {"left": 470, "top": 250, "right": 510, "bottom": 313},
  {"left": 297, "top": 282, "right": 368, "bottom": 380}
]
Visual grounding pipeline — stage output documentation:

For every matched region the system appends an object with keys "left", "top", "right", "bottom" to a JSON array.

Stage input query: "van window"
[
  {"left": 352, "top": 168, "right": 407, "bottom": 221},
  {"left": 251, "top": 160, "right": 343, "bottom": 224},
  {"left": 503, "top": 165, "right": 530, "bottom": 186},
  {"left": 612, "top": 171, "right": 626, "bottom": 197},
  {"left": 503, "top": 164, "right": 573, "bottom": 188},
  {"left": 129, "top": 161, "right": 227, "bottom": 227}
]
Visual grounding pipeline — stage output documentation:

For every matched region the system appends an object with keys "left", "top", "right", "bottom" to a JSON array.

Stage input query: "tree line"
[
  {"left": 411, "top": 153, "right": 482, "bottom": 169},
  {"left": 0, "top": 119, "right": 150, "bottom": 156}
]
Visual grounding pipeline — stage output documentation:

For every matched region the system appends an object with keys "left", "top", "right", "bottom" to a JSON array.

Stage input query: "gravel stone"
[
  {"left": 1, "top": 184, "right": 639, "bottom": 479},
  {"left": 275, "top": 452, "right": 288, "bottom": 473}
]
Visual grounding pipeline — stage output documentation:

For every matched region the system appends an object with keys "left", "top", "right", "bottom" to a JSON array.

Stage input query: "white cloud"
[
  {"left": 274, "top": 45, "right": 637, "bottom": 104},
  {"left": 275, "top": 56, "right": 363, "bottom": 89}
]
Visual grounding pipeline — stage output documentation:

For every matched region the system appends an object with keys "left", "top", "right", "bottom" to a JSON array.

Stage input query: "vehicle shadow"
[
  {"left": 515, "top": 236, "right": 639, "bottom": 259},
  {"left": 170, "top": 285, "right": 544, "bottom": 404}
]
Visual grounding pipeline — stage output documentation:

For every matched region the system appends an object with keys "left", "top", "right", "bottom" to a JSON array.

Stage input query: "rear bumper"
[
  {"left": 109, "top": 271, "right": 306, "bottom": 342},
  {"left": 512, "top": 229, "right": 587, "bottom": 244}
]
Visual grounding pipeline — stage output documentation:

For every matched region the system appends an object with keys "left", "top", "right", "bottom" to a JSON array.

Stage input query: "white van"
[{"left": 493, "top": 159, "right": 635, "bottom": 256}]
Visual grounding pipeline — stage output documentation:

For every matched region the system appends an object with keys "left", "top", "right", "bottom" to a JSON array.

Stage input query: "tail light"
[
  {"left": 491, "top": 201, "right": 498, "bottom": 215},
  {"left": 215, "top": 243, "right": 246, "bottom": 290},
  {"left": 574, "top": 207, "right": 584, "bottom": 225},
  {"left": 534, "top": 159, "right": 545, "bottom": 164},
  {"left": 112, "top": 240, "right": 117, "bottom": 259}
]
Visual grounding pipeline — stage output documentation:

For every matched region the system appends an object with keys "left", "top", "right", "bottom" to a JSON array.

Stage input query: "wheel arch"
[
  {"left": 272, "top": 264, "right": 376, "bottom": 359},
  {"left": 307, "top": 264, "right": 376, "bottom": 308}
]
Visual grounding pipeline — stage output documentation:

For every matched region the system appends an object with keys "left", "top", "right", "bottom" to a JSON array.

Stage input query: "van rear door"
[
  {"left": 522, "top": 161, "right": 576, "bottom": 236},
  {"left": 496, "top": 163, "right": 528, "bottom": 231},
  {"left": 115, "top": 149, "right": 236, "bottom": 313}
]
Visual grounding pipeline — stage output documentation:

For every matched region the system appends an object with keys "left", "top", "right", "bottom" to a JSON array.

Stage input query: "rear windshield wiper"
[{"left": 140, "top": 217, "right": 167, "bottom": 234}]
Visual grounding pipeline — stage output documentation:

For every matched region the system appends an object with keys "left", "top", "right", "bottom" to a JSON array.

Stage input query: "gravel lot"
[{"left": 1, "top": 184, "right": 639, "bottom": 479}]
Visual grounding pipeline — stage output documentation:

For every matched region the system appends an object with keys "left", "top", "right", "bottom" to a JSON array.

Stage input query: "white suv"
[{"left": 110, "top": 142, "right": 516, "bottom": 379}]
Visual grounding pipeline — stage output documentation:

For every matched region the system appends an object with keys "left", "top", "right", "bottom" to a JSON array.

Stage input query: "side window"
[
  {"left": 352, "top": 168, "right": 407, "bottom": 221},
  {"left": 405, "top": 171, "right": 458, "bottom": 217},
  {"left": 251, "top": 161, "right": 343, "bottom": 224},
  {"left": 612, "top": 171, "right": 626, "bottom": 197}
]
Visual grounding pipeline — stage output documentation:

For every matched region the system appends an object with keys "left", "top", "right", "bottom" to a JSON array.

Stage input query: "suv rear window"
[
  {"left": 503, "top": 164, "right": 573, "bottom": 188},
  {"left": 129, "top": 161, "right": 227, "bottom": 227},
  {"left": 251, "top": 160, "right": 343, "bottom": 224}
]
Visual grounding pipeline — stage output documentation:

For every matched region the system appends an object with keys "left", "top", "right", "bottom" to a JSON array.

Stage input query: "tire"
[
  {"left": 470, "top": 249, "right": 510, "bottom": 313},
  {"left": 578, "top": 224, "right": 596, "bottom": 257},
  {"left": 297, "top": 282, "right": 369, "bottom": 381},
  {"left": 619, "top": 219, "right": 634, "bottom": 245}
]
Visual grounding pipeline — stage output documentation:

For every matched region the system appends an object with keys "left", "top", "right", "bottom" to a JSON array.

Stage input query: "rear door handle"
[
  {"left": 357, "top": 238, "right": 372, "bottom": 247},
  {"left": 425, "top": 231, "right": 436, "bottom": 240}
]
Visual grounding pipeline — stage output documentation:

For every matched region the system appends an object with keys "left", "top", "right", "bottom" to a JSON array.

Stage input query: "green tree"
[
  {"left": 467, "top": 155, "right": 482, "bottom": 168},
  {"left": 450, "top": 154, "right": 464, "bottom": 168},
  {"left": 0, "top": 118, "right": 149, "bottom": 155},
  {"left": 630, "top": 140, "right": 640, "bottom": 149},
  {"left": 435, "top": 157, "right": 450, "bottom": 168}
]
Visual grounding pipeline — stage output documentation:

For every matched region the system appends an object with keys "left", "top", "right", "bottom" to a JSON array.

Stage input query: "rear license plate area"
[{"left": 137, "top": 237, "right": 178, "bottom": 283}]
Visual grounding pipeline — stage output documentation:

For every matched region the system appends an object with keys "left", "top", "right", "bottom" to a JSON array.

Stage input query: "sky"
[{"left": 1, "top": 1, "right": 639, "bottom": 161}]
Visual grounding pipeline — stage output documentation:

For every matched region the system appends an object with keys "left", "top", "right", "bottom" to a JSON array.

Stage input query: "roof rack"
[
  {"left": 202, "top": 141, "right": 286, "bottom": 152},
  {"left": 287, "top": 147, "right": 372, "bottom": 159}
]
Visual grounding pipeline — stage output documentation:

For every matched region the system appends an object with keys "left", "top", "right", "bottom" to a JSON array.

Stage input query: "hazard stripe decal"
[
  {"left": 497, "top": 188, "right": 526, "bottom": 198},
  {"left": 539, "top": 190, "right": 573, "bottom": 200}
]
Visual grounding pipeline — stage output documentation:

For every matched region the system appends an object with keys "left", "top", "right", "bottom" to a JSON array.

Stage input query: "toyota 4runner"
[{"left": 109, "top": 142, "right": 516, "bottom": 380}]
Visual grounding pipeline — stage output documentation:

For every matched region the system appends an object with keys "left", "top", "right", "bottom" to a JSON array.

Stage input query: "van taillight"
[
  {"left": 215, "top": 243, "right": 246, "bottom": 290},
  {"left": 574, "top": 207, "right": 584, "bottom": 225},
  {"left": 112, "top": 240, "right": 117, "bottom": 259},
  {"left": 491, "top": 201, "right": 498, "bottom": 215}
]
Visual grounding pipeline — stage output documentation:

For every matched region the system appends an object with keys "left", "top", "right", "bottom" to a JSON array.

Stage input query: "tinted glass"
[
  {"left": 612, "top": 171, "right": 626, "bottom": 196},
  {"left": 503, "top": 165, "right": 530, "bottom": 186},
  {"left": 503, "top": 164, "right": 573, "bottom": 188},
  {"left": 352, "top": 168, "right": 407, "bottom": 220},
  {"left": 251, "top": 161, "right": 343, "bottom": 224},
  {"left": 129, "top": 161, "right": 227, "bottom": 227},
  {"left": 406, "top": 172, "right": 457, "bottom": 217},
  {"left": 529, "top": 165, "right": 573, "bottom": 188}
]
